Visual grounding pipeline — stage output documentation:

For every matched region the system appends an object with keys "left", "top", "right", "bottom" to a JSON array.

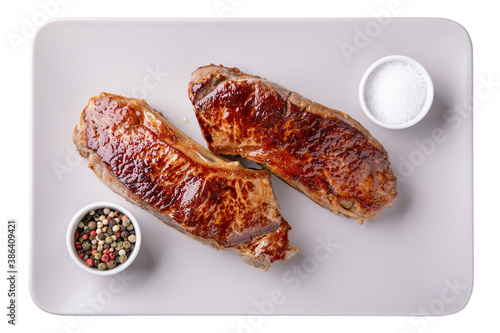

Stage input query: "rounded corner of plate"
[
  {"left": 443, "top": 279, "right": 474, "bottom": 316},
  {"left": 435, "top": 18, "right": 473, "bottom": 51},
  {"left": 32, "top": 18, "right": 70, "bottom": 50},
  {"left": 29, "top": 280, "right": 61, "bottom": 316}
]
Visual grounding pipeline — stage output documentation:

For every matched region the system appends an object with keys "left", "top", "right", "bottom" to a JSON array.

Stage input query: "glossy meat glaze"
[
  {"left": 73, "top": 93, "right": 299, "bottom": 270},
  {"left": 189, "top": 65, "right": 398, "bottom": 222}
]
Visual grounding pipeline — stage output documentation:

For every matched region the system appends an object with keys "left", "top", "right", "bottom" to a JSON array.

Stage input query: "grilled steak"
[
  {"left": 73, "top": 92, "right": 299, "bottom": 270},
  {"left": 188, "top": 65, "right": 398, "bottom": 223}
]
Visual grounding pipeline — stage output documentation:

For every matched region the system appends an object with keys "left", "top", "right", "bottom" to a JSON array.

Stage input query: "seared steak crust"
[
  {"left": 189, "top": 65, "right": 398, "bottom": 222},
  {"left": 73, "top": 92, "right": 299, "bottom": 270}
]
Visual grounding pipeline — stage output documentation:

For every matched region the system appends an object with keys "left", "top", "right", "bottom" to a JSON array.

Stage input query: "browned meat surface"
[
  {"left": 188, "top": 65, "right": 398, "bottom": 223},
  {"left": 73, "top": 92, "right": 299, "bottom": 270}
]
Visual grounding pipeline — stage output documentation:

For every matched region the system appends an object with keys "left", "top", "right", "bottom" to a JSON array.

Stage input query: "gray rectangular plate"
[{"left": 31, "top": 18, "right": 473, "bottom": 315}]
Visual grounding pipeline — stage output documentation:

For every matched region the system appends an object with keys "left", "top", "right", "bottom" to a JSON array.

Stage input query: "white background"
[{"left": 0, "top": 0, "right": 498, "bottom": 332}]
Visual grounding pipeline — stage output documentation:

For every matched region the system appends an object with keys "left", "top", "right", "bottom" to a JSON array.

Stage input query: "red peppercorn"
[
  {"left": 109, "top": 253, "right": 116, "bottom": 260},
  {"left": 107, "top": 216, "right": 111, "bottom": 220},
  {"left": 77, "top": 249, "right": 85, "bottom": 258},
  {"left": 74, "top": 241, "right": 82, "bottom": 250},
  {"left": 92, "top": 249, "right": 98, "bottom": 256},
  {"left": 82, "top": 234, "right": 89, "bottom": 240},
  {"left": 103, "top": 249, "right": 110, "bottom": 254},
  {"left": 102, "top": 227, "right": 108, "bottom": 233},
  {"left": 86, "top": 258, "right": 94, "bottom": 266},
  {"left": 101, "top": 254, "right": 110, "bottom": 262},
  {"left": 90, "top": 230, "right": 97, "bottom": 237},
  {"left": 74, "top": 231, "right": 80, "bottom": 240}
]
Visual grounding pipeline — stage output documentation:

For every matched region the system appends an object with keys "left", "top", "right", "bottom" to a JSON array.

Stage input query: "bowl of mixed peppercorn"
[{"left": 66, "top": 202, "right": 141, "bottom": 275}]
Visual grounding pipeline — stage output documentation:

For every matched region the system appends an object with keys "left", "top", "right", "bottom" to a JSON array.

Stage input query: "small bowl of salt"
[{"left": 359, "top": 55, "right": 434, "bottom": 129}]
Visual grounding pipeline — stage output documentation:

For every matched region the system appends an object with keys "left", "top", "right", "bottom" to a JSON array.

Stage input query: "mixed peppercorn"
[{"left": 74, "top": 207, "right": 137, "bottom": 271}]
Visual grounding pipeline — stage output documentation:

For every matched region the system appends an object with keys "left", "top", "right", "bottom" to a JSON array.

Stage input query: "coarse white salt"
[{"left": 364, "top": 60, "right": 427, "bottom": 125}]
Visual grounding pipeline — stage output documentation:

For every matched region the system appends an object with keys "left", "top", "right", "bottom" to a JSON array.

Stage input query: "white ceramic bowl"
[
  {"left": 66, "top": 201, "right": 141, "bottom": 276},
  {"left": 359, "top": 55, "right": 434, "bottom": 129}
]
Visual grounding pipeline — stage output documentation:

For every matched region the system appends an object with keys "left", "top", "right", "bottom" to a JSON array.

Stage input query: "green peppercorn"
[
  {"left": 119, "top": 255, "right": 128, "bottom": 264},
  {"left": 105, "top": 236, "right": 112, "bottom": 244},
  {"left": 127, "top": 224, "right": 134, "bottom": 231},
  {"left": 98, "top": 262, "right": 107, "bottom": 271},
  {"left": 128, "top": 235, "right": 136, "bottom": 243},
  {"left": 94, "top": 252, "right": 102, "bottom": 260},
  {"left": 122, "top": 218, "right": 131, "bottom": 227},
  {"left": 82, "top": 242, "right": 91, "bottom": 251},
  {"left": 116, "top": 242, "right": 124, "bottom": 251},
  {"left": 123, "top": 241, "right": 131, "bottom": 249}
]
